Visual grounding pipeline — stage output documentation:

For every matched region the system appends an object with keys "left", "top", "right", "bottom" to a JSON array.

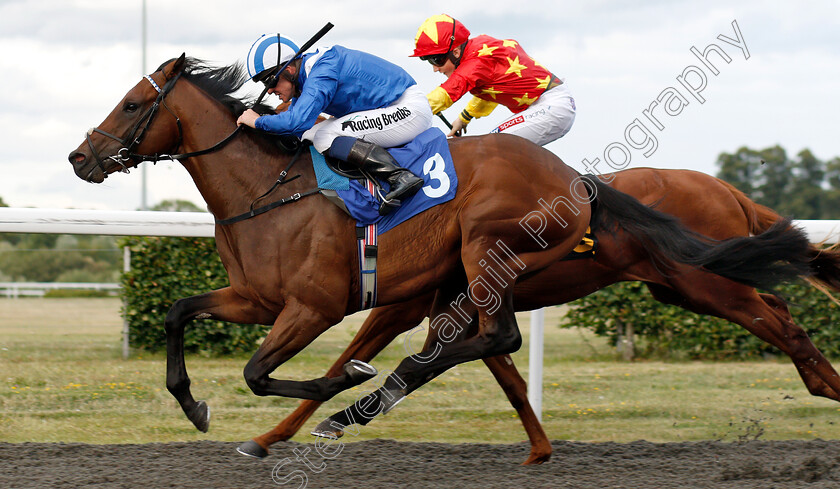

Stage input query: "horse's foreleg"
[
  {"left": 483, "top": 354, "right": 552, "bottom": 465},
  {"left": 238, "top": 294, "right": 433, "bottom": 458},
  {"left": 165, "top": 287, "right": 275, "bottom": 432},
  {"left": 242, "top": 299, "right": 376, "bottom": 401}
]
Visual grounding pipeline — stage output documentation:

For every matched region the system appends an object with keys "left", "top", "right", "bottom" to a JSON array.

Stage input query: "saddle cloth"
[{"left": 311, "top": 127, "right": 458, "bottom": 235}]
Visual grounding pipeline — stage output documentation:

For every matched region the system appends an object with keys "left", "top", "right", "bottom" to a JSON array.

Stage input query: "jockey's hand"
[
  {"left": 447, "top": 117, "right": 468, "bottom": 138},
  {"left": 236, "top": 109, "right": 260, "bottom": 129}
]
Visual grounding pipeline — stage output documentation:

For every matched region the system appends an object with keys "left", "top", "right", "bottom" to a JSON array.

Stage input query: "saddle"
[{"left": 323, "top": 155, "right": 368, "bottom": 181}]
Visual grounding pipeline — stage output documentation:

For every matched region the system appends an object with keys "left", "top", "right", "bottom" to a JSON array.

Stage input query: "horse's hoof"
[
  {"left": 310, "top": 417, "right": 345, "bottom": 440},
  {"left": 187, "top": 400, "right": 210, "bottom": 433},
  {"left": 522, "top": 451, "right": 551, "bottom": 465},
  {"left": 236, "top": 440, "right": 269, "bottom": 458},
  {"left": 343, "top": 359, "right": 377, "bottom": 385}
]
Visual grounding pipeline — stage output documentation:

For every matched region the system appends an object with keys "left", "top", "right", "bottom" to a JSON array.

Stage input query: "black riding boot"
[{"left": 345, "top": 140, "right": 424, "bottom": 215}]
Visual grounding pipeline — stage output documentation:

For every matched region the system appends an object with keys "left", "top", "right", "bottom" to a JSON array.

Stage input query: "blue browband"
[{"left": 144, "top": 74, "right": 162, "bottom": 93}]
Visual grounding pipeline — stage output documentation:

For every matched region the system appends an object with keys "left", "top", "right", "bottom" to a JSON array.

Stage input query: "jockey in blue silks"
[{"left": 237, "top": 34, "right": 434, "bottom": 215}]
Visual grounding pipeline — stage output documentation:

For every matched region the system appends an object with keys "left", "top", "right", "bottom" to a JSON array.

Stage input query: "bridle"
[{"left": 83, "top": 68, "right": 242, "bottom": 181}]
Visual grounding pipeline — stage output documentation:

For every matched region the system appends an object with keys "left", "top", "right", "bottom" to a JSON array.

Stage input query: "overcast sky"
[{"left": 1, "top": 0, "right": 838, "bottom": 210}]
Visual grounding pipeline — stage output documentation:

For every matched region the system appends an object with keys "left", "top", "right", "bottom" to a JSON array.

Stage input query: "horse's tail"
[
  {"left": 583, "top": 175, "right": 812, "bottom": 293},
  {"left": 717, "top": 177, "right": 840, "bottom": 295}
]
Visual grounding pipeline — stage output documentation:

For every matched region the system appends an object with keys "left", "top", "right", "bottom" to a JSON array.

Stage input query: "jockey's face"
[
  {"left": 432, "top": 47, "right": 461, "bottom": 78},
  {"left": 268, "top": 66, "right": 297, "bottom": 102}
]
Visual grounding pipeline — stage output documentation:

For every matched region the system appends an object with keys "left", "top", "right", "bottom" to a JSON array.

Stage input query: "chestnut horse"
[
  {"left": 245, "top": 168, "right": 840, "bottom": 464},
  {"left": 69, "top": 56, "right": 812, "bottom": 451}
]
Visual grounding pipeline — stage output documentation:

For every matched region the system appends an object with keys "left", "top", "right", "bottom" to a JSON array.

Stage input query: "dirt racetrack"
[{"left": 3, "top": 439, "right": 840, "bottom": 488}]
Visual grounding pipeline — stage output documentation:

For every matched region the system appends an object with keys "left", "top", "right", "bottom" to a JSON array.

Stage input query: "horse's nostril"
[{"left": 69, "top": 152, "right": 86, "bottom": 165}]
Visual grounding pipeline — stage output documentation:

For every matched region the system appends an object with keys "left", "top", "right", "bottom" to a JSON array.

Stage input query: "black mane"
[
  {"left": 157, "top": 57, "right": 278, "bottom": 115},
  {"left": 156, "top": 57, "right": 299, "bottom": 152}
]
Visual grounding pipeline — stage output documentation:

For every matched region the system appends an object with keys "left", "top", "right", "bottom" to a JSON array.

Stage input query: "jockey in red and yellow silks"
[
  {"left": 428, "top": 35, "right": 561, "bottom": 117},
  {"left": 412, "top": 14, "right": 576, "bottom": 146}
]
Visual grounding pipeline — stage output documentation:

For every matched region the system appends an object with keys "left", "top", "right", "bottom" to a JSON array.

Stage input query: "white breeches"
[
  {"left": 303, "top": 85, "right": 434, "bottom": 153},
  {"left": 490, "top": 83, "right": 576, "bottom": 147}
]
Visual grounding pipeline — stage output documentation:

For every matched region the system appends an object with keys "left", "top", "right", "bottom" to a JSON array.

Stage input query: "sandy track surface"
[{"left": 3, "top": 439, "right": 840, "bottom": 488}]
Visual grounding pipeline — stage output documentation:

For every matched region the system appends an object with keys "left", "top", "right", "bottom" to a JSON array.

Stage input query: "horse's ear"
[{"left": 167, "top": 53, "right": 187, "bottom": 80}]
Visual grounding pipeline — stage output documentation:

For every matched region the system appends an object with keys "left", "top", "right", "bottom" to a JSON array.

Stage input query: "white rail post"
[
  {"left": 122, "top": 246, "right": 131, "bottom": 359},
  {"left": 528, "top": 308, "right": 545, "bottom": 421}
]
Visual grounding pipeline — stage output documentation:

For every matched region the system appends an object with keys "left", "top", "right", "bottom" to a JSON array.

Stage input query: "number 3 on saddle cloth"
[{"left": 310, "top": 127, "right": 458, "bottom": 310}]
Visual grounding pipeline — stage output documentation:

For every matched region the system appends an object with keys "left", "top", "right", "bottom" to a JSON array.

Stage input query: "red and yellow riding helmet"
[{"left": 411, "top": 14, "right": 470, "bottom": 58}]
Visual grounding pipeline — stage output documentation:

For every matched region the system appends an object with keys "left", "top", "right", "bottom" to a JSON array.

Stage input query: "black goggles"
[
  {"left": 256, "top": 68, "right": 295, "bottom": 89},
  {"left": 254, "top": 69, "right": 278, "bottom": 88},
  {"left": 420, "top": 53, "right": 449, "bottom": 67}
]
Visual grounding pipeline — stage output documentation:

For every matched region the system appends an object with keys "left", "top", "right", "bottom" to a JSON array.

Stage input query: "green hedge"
[
  {"left": 119, "top": 237, "right": 270, "bottom": 356},
  {"left": 564, "top": 280, "right": 840, "bottom": 360}
]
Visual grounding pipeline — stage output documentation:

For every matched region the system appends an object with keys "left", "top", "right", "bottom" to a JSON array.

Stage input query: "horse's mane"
[{"left": 156, "top": 57, "right": 300, "bottom": 152}]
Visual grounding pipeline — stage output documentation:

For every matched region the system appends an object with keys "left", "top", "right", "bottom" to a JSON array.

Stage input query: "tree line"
[{"left": 717, "top": 145, "right": 840, "bottom": 219}]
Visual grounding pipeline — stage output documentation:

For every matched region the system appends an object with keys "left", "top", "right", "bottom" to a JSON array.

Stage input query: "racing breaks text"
[{"left": 341, "top": 107, "right": 413, "bottom": 132}]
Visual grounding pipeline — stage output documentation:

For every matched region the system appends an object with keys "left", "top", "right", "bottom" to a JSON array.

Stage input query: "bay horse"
[
  {"left": 246, "top": 168, "right": 840, "bottom": 464},
  {"left": 68, "top": 56, "right": 813, "bottom": 451}
]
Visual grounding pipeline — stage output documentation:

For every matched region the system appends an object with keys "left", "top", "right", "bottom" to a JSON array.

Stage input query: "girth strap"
[
  {"left": 214, "top": 188, "right": 321, "bottom": 226},
  {"left": 356, "top": 208, "right": 378, "bottom": 310}
]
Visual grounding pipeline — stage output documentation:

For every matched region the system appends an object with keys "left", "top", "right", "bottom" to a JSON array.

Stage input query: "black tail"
[
  {"left": 808, "top": 246, "right": 840, "bottom": 291},
  {"left": 582, "top": 175, "right": 812, "bottom": 292}
]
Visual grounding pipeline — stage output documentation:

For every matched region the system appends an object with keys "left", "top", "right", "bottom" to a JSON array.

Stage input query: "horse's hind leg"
[
  {"left": 312, "top": 277, "right": 524, "bottom": 434},
  {"left": 483, "top": 354, "right": 552, "bottom": 465},
  {"left": 165, "top": 287, "right": 276, "bottom": 432},
  {"left": 416, "top": 294, "right": 551, "bottom": 464},
  {"left": 238, "top": 294, "right": 433, "bottom": 458},
  {"left": 758, "top": 293, "right": 840, "bottom": 400},
  {"left": 306, "top": 295, "right": 552, "bottom": 464},
  {"left": 647, "top": 279, "right": 840, "bottom": 402},
  {"left": 418, "top": 297, "right": 551, "bottom": 465},
  {"left": 729, "top": 297, "right": 840, "bottom": 400}
]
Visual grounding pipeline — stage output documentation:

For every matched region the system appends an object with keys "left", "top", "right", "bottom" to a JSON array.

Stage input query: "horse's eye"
[{"left": 124, "top": 102, "right": 140, "bottom": 113}]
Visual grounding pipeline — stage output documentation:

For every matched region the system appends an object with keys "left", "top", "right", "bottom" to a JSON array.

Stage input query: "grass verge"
[{"left": 1, "top": 298, "right": 838, "bottom": 445}]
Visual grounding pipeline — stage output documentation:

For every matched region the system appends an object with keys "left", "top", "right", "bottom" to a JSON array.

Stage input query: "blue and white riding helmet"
[{"left": 246, "top": 34, "right": 301, "bottom": 81}]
